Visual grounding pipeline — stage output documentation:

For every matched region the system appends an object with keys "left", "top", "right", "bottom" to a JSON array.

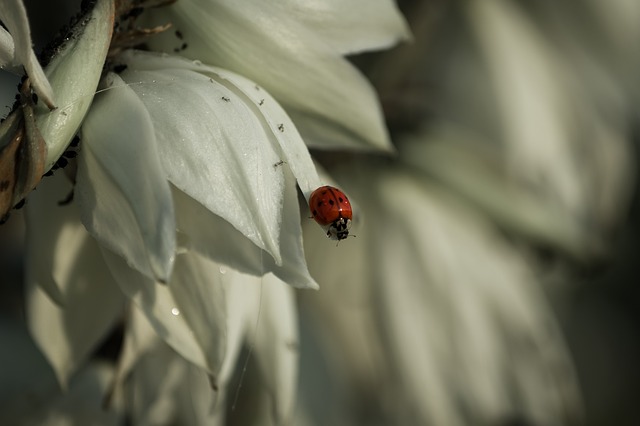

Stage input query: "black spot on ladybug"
[
  {"left": 312, "top": 209, "right": 318, "bottom": 216},
  {"left": 317, "top": 201, "right": 323, "bottom": 207},
  {"left": 328, "top": 199, "right": 334, "bottom": 205},
  {"left": 338, "top": 197, "right": 344, "bottom": 202}
]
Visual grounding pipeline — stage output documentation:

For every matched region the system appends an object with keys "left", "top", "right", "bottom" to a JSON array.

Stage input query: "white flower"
[
  {"left": 1, "top": 0, "right": 636, "bottom": 425},
  {"left": 1, "top": 0, "right": 409, "bottom": 424}
]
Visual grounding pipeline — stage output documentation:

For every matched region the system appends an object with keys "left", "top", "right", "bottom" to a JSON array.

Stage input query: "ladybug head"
[{"left": 327, "top": 217, "right": 352, "bottom": 241}]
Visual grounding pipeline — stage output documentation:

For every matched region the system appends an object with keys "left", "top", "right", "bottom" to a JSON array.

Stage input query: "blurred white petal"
[
  {"left": 277, "top": 0, "right": 411, "bottom": 55},
  {"left": 103, "top": 250, "right": 227, "bottom": 378},
  {"left": 468, "top": 1, "right": 586, "bottom": 221},
  {"left": 400, "top": 128, "right": 594, "bottom": 257},
  {"left": 24, "top": 173, "right": 125, "bottom": 388},
  {"left": 78, "top": 72, "right": 176, "bottom": 282},
  {"left": 24, "top": 172, "right": 76, "bottom": 304},
  {"left": 0, "top": 0, "right": 55, "bottom": 107},
  {"left": 127, "top": 340, "right": 218, "bottom": 426},
  {"left": 108, "top": 303, "right": 159, "bottom": 407},
  {"left": 0, "top": 323, "right": 121, "bottom": 426},
  {"left": 143, "top": 1, "right": 392, "bottom": 151},
  {"left": 214, "top": 270, "right": 299, "bottom": 424},
  {"left": 303, "top": 160, "right": 582, "bottom": 425},
  {"left": 26, "top": 251, "right": 122, "bottom": 390},
  {"left": 249, "top": 273, "right": 299, "bottom": 424}
]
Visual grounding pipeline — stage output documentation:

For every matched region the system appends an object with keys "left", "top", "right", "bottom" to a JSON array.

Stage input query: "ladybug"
[{"left": 309, "top": 185, "right": 353, "bottom": 241}]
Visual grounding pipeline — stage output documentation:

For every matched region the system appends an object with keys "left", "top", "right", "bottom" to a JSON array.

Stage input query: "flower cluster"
[{"left": 0, "top": 0, "right": 636, "bottom": 425}]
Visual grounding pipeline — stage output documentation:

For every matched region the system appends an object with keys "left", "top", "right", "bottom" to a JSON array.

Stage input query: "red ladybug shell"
[{"left": 309, "top": 186, "right": 353, "bottom": 241}]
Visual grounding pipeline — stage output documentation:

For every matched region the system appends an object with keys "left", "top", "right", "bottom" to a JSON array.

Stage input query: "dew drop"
[
  {"left": 193, "top": 59, "right": 202, "bottom": 66},
  {"left": 219, "top": 267, "right": 227, "bottom": 275},
  {"left": 171, "top": 307, "right": 180, "bottom": 316}
]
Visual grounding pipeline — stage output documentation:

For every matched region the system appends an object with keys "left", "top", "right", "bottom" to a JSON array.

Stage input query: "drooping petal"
[
  {"left": 102, "top": 250, "right": 227, "bottom": 379},
  {"left": 0, "top": 0, "right": 55, "bottom": 107},
  {"left": 127, "top": 340, "right": 219, "bottom": 426},
  {"left": 108, "top": 302, "right": 159, "bottom": 408},
  {"left": 173, "top": 173, "right": 318, "bottom": 290},
  {"left": 143, "top": 1, "right": 393, "bottom": 151},
  {"left": 24, "top": 171, "right": 75, "bottom": 304},
  {"left": 78, "top": 72, "right": 176, "bottom": 283},
  {"left": 249, "top": 273, "right": 299, "bottom": 424},
  {"left": 115, "top": 51, "right": 302, "bottom": 265},
  {"left": 211, "top": 269, "right": 299, "bottom": 424},
  {"left": 0, "top": 323, "right": 121, "bottom": 426},
  {"left": 23, "top": 172, "right": 125, "bottom": 388}
]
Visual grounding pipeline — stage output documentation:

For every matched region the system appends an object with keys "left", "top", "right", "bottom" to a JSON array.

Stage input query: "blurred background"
[{"left": 2, "top": 0, "right": 639, "bottom": 425}]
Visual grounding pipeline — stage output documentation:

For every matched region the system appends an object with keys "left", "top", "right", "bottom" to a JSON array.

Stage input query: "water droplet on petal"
[
  {"left": 193, "top": 60, "right": 202, "bottom": 66},
  {"left": 219, "top": 267, "right": 227, "bottom": 275},
  {"left": 171, "top": 307, "right": 180, "bottom": 316}
]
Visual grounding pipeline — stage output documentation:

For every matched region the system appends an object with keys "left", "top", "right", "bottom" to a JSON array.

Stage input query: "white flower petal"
[
  {"left": 144, "top": 2, "right": 392, "bottom": 151},
  {"left": 24, "top": 172, "right": 75, "bottom": 304},
  {"left": 128, "top": 341, "right": 218, "bottom": 426},
  {"left": 34, "top": 0, "right": 113, "bottom": 169},
  {"left": 0, "top": 26, "right": 15, "bottom": 68},
  {"left": 468, "top": 1, "right": 587, "bottom": 223},
  {"left": 0, "top": 325, "right": 122, "bottom": 426},
  {"left": 212, "top": 270, "right": 298, "bottom": 422},
  {"left": 116, "top": 54, "right": 286, "bottom": 264},
  {"left": 249, "top": 273, "right": 299, "bottom": 424},
  {"left": 0, "top": 0, "right": 55, "bottom": 107},
  {"left": 277, "top": 0, "right": 411, "bottom": 55},
  {"left": 26, "top": 224, "right": 125, "bottom": 389},
  {"left": 78, "top": 72, "right": 176, "bottom": 282},
  {"left": 119, "top": 50, "right": 323, "bottom": 198},
  {"left": 305, "top": 161, "right": 582, "bottom": 425},
  {"left": 400, "top": 129, "right": 593, "bottom": 257},
  {"left": 103, "top": 250, "right": 227, "bottom": 378},
  {"left": 173, "top": 174, "right": 318, "bottom": 290}
]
